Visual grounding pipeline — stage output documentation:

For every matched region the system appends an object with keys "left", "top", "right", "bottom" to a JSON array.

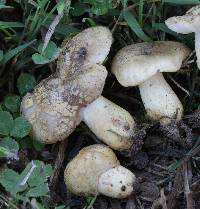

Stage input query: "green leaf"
[
  {"left": 32, "top": 53, "right": 50, "bottom": 64},
  {"left": 0, "top": 137, "right": 19, "bottom": 159},
  {"left": 0, "top": 111, "right": 13, "bottom": 136},
  {"left": 26, "top": 183, "right": 49, "bottom": 197},
  {"left": 10, "top": 117, "right": 31, "bottom": 138},
  {"left": 0, "top": 50, "right": 3, "bottom": 62},
  {"left": 123, "top": 11, "right": 152, "bottom": 42},
  {"left": 2, "top": 39, "right": 36, "bottom": 64},
  {"left": 17, "top": 73, "right": 36, "bottom": 95},
  {"left": 82, "top": 17, "right": 96, "bottom": 27},
  {"left": 27, "top": 161, "right": 53, "bottom": 187},
  {"left": 0, "top": 0, "right": 6, "bottom": 4},
  {"left": 71, "top": 2, "right": 88, "bottom": 16},
  {"left": 32, "top": 41, "right": 60, "bottom": 64},
  {"left": 32, "top": 139, "right": 45, "bottom": 151},
  {"left": 18, "top": 136, "right": 34, "bottom": 149},
  {"left": 4, "top": 95, "right": 21, "bottom": 113},
  {"left": 84, "top": 0, "right": 119, "bottom": 15},
  {"left": 57, "top": 0, "right": 65, "bottom": 14},
  {"left": 55, "top": 206, "right": 68, "bottom": 209},
  {"left": 0, "top": 169, "right": 27, "bottom": 195},
  {"left": 162, "top": 0, "right": 200, "bottom": 4},
  {"left": 0, "top": 21, "right": 24, "bottom": 29},
  {"left": 39, "top": 41, "right": 60, "bottom": 59},
  {"left": 0, "top": 4, "right": 13, "bottom": 9}
]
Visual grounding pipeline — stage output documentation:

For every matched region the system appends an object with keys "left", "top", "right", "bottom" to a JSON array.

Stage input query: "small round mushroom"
[
  {"left": 64, "top": 144, "right": 136, "bottom": 198},
  {"left": 111, "top": 41, "right": 191, "bottom": 123},
  {"left": 165, "top": 6, "right": 200, "bottom": 68},
  {"left": 80, "top": 96, "right": 137, "bottom": 151},
  {"left": 21, "top": 64, "right": 107, "bottom": 143},
  {"left": 57, "top": 26, "right": 113, "bottom": 81}
]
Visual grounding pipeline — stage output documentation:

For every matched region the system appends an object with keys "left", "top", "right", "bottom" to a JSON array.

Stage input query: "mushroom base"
[{"left": 139, "top": 73, "right": 183, "bottom": 123}]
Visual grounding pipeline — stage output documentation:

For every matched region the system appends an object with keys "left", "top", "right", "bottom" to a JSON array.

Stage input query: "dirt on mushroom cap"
[
  {"left": 64, "top": 144, "right": 120, "bottom": 196},
  {"left": 57, "top": 26, "right": 112, "bottom": 81},
  {"left": 111, "top": 41, "right": 191, "bottom": 86},
  {"left": 21, "top": 64, "right": 107, "bottom": 144}
]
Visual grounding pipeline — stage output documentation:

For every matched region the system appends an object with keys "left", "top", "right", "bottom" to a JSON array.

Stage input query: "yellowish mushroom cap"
[
  {"left": 64, "top": 144, "right": 136, "bottom": 198},
  {"left": 111, "top": 41, "right": 191, "bottom": 87},
  {"left": 64, "top": 144, "right": 119, "bottom": 196},
  {"left": 21, "top": 64, "right": 107, "bottom": 144},
  {"left": 57, "top": 26, "right": 112, "bottom": 80}
]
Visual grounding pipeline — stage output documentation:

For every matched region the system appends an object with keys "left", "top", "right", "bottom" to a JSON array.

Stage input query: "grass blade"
[
  {"left": 123, "top": 10, "right": 152, "bottom": 42},
  {"left": 0, "top": 21, "right": 24, "bottom": 29},
  {"left": 162, "top": 0, "right": 200, "bottom": 5},
  {"left": 2, "top": 39, "right": 36, "bottom": 64}
]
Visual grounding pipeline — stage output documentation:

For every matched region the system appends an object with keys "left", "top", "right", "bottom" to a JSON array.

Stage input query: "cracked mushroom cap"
[
  {"left": 64, "top": 144, "right": 136, "bottom": 198},
  {"left": 111, "top": 41, "right": 191, "bottom": 87},
  {"left": 21, "top": 64, "right": 107, "bottom": 144},
  {"left": 165, "top": 5, "right": 200, "bottom": 34},
  {"left": 57, "top": 26, "right": 112, "bottom": 80}
]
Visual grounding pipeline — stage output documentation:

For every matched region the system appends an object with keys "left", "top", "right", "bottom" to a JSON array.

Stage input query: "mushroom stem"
[
  {"left": 139, "top": 73, "right": 183, "bottom": 122},
  {"left": 195, "top": 32, "right": 200, "bottom": 69},
  {"left": 80, "top": 96, "right": 137, "bottom": 151}
]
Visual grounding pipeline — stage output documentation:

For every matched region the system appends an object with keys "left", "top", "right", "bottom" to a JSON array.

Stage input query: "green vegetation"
[{"left": 0, "top": 0, "right": 200, "bottom": 208}]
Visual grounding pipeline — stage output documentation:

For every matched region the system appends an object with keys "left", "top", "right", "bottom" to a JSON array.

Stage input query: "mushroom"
[
  {"left": 80, "top": 96, "right": 136, "bottom": 151},
  {"left": 21, "top": 64, "right": 107, "bottom": 143},
  {"left": 56, "top": 26, "right": 138, "bottom": 150},
  {"left": 57, "top": 26, "right": 113, "bottom": 81},
  {"left": 111, "top": 41, "right": 191, "bottom": 123},
  {"left": 64, "top": 144, "right": 136, "bottom": 198},
  {"left": 22, "top": 26, "right": 138, "bottom": 150},
  {"left": 165, "top": 6, "right": 200, "bottom": 68}
]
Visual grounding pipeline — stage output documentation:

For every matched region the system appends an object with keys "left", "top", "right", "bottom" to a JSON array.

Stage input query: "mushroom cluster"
[
  {"left": 64, "top": 144, "right": 136, "bottom": 199},
  {"left": 21, "top": 5, "right": 196, "bottom": 198},
  {"left": 21, "top": 26, "right": 138, "bottom": 151},
  {"left": 21, "top": 27, "right": 110, "bottom": 144}
]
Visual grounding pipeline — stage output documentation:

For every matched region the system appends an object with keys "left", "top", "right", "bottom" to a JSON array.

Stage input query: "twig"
[
  {"left": 0, "top": 194, "right": 19, "bottom": 209},
  {"left": 42, "top": 0, "right": 71, "bottom": 51},
  {"left": 20, "top": 161, "right": 36, "bottom": 186},
  {"left": 50, "top": 139, "right": 68, "bottom": 189},
  {"left": 183, "top": 162, "right": 194, "bottom": 209},
  {"left": 160, "top": 188, "right": 168, "bottom": 209},
  {"left": 167, "top": 74, "right": 190, "bottom": 96}
]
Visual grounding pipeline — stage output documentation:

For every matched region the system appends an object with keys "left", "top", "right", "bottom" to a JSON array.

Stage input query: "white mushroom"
[
  {"left": 21, "top": 26, "right": 138, "bottom": 150},
  {"left": 111, "top": 41, "right": 191, "bottom": 123},
  {"left": 56, "top": 26, "right": 138, "bottom": 150},
  {"left": 57, "top": 26, "right": 113, "bottom": 81},
  {"left": 165, "top": 6, "right": 200, "bottom": 68},
  {"left": 64, "top": 144, "right": 136, "bottom": 198},
  {"left": 80, "top": 96, "right": 136, "bottom": 151},
  {"left": 21, "top": 64, "right": 107, "bottom": 143}
]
